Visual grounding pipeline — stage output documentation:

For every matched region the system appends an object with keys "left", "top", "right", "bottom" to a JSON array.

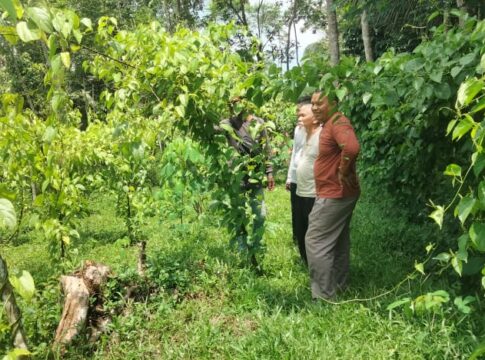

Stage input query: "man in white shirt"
[{"left": 286, "top": 96, "right": 311, "bottom": 263}]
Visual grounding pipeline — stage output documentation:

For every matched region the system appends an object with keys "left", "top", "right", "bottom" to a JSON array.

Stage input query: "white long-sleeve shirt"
[{"left": 286, "top": 125, "right": 306, "bottom": 184}]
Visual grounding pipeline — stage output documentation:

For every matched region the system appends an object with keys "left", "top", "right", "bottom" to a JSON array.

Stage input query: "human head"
[
  {"left": 311, "top": 91, "right": 336, "bottom": 124},
  {"left": 295, "top": 95, "right": 312, "bottom": 126},
  {"left": 298, "top": 103, "right": 316, "bottom": 131}
]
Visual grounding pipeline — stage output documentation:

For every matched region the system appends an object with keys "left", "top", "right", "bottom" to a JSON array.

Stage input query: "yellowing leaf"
[
  {"left": 16, "top": 21, "right": 41, "bottom": 42},
  {"left": 60, "top": 51, "right": 70, "bottom": 68}
]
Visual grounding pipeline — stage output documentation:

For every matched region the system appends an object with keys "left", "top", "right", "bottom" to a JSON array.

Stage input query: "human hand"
[
  {"left": 338, "top": 171, "right": 358, "bottom": 188},
  {"left": 267, "top": 174, "right": 275, "bottom": 191},
  {"left": 285, "top": 182, "right": 291, "bottom": 191}
]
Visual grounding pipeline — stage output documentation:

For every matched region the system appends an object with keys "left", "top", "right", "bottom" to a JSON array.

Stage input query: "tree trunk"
[
  {"left": 456, "top": 0, "right": 466, "bottom": 27},
  {"left": 360, "top": 9, "right": 373, "bottom": 62},
  {"left": 326, "top": 0, "right": 340, "bottom": 66},
  {"left": 0, "top": 255, "right": 29, "bottom": 352},
  {"left": 53, "top": 262, "right": 111, "bottom": 350},
  {"left": 137, "top": 240, "right": 147, "bottom": 277}
]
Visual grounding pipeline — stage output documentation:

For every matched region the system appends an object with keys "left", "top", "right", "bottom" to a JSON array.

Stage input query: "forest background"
[{"left": 1, "top": 0, "right": 485, "bottom": 358}]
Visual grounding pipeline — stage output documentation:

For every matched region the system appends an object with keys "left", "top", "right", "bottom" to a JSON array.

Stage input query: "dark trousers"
[{"left": 294, "top": 194, "right": 315, "bottom": 265}]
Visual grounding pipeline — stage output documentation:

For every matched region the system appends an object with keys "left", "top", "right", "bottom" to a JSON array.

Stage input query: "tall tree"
[
  {"left": 360, "top": 9, "right": 373, "bottom": 62},
  {"left": 326, "top": 0, "right": 340, "bottom": 66}
]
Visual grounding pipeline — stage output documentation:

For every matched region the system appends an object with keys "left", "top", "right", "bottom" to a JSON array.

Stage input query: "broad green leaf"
[
  {"left": 16, "top": 21, "right": 41, "bottom": 42},
  {"left": 0, "top": 25, "right": 19, "bottom": 44},
  {"left": 60, "top": 51, "right": 70, "bottom": 68},
  {"left": 456, "top": 78, "right": 484, "bottom": 108},
  {"left": 335, "top": 88, "right": 348, "bottom": 101},
  {"left": 429, "top": 205, "right": 444, "bottom": 229},
  {"left": 0, "top": 184, "right": 15, "bottom": 201},
  {"left": 450, "top": 66, "right": 463, "bottom": 78},
  {"left": 433, "top": 252, "right": 451, "bottom": 262},
  {"left": 414, "top": 262, "right": 425, "bottom": 275},
  {"left": 26, "top": 7, "right": 53, "bottom": 33},
  {"left": 479, "top": 181, "right": 485, "bottom": 206},
  {"left": 429, "top": 69, "right": 442, "bottom": 83},
  {"left": 9, "top": 270, "right": 35, "bottom": 301},
  {"left": 434, "top": 82, "right": 451, "bottom": 100},
  {"left": 0, "top": 0, "right": 23, "bottom": 21},
  {"left": 481, "top": 54, "right": 485, "bottom": 72},
  {"left": 459, "top": 52, "right": 477, "bottom": 66},
  {"left": 0, "top": 198, "right": 16, "bottom": 229},
  {"left": 362, "top": 93, "right": 372, "bottom": 105},
  {"left": 80, "top": 17, "right": 92, "bottom": 31},
  {"left": 470, "top": 222, "right": 485, "bottom": 252},
  {"left": 471, "top": 98, "right": 485, "bottom": 114},
  {"left": 386, "top": 297, "right": 411, "bottom": 310},
  {"left": 454, "top": 295, "right": 475, "bottom": 314},
  {"left": 470, "top": 342, "right": 485, "bottom": 360},
  {"left": 446, "top": 119, "right": 457, "bottom": 136},
  {"left": 3, "top": 348, "right": 31, "bottom": 360},
  {"left": 473, "top": 152, "right": 485, "bottom": 177},
  {"left": 452, "top": 255, "right": 463, "bottom": 276},
  {"left": 42, "top": 126, "right": 56, "bottom": 143},
  {"left": 452, "top": 115, "right": 475, "bottom": 140},
  {"left": 373, "top": 64, "right": 383, "bottom": 75},
  {"left": 455, "top": 196, "right": 476, "bottom": 224},
  {"left": 443, "top": 163, "right": 461, "bottom": 177}
]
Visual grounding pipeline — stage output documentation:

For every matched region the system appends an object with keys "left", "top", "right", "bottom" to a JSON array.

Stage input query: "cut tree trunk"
[
  {"left": 53, "top": 261, "right": 111, "bottom": 350},
  {"left": 361, "top": 9, "right": 374, "bottom": 62},
  {"left": 0, "top": 256, "right": 29, "bottom": 352}
]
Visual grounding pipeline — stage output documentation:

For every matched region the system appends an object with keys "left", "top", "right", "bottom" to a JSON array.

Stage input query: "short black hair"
[{"left": 297, "top": 95, "right": 312, "bottom": 105}]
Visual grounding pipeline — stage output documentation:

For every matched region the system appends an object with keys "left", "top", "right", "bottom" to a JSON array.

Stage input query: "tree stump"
[{"left": 53, "top": 261, "right": 111, "bottom": 350}]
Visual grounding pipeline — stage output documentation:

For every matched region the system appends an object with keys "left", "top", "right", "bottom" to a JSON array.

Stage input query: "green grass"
[{"left": 2, "top": 185, "right": 483, "bottom": 359}]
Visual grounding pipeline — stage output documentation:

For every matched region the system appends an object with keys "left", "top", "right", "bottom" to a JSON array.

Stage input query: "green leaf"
[
  {"left": 0, "top": 0, "right": 23, "bottom": 21},
  {"left": 452, "top": 115, "right": 475, "bottom": 140},
  {"left": 481, "top": 54, "right": 485, "bottom": 72},
  {"left": 0, "top": 184, "right": 15, "bottom": 201},
  {"left": 26, "top": 7, "right": 53, "bottom": 33},
  {"left": 454, "top": 295, "right": 475, "bottom": 314},
  {"left": 452, "top": 255, "right": 463, "bottom": 276},
  {"left": 362, "top": 93, "right": 372, "bottom": 105},
  {"left": 60, "top": 51, "right": 70, "bottom": 68},
  {"left": 478, "top": 181, "right": 485, "bottom": 207},
  {"left": 471, "top": 98, "right": 485, "bottom": 114},
  {"left": 335, "top": 87, "right": 348, "bottom": 101},
  {"left": 3, "top": 348, "right": 31, "bottom": 360},
  {"left": 469, "top": 222, "right": 485, "bottom": 252},
  {"left": 456, "top": 78, "right": 484, "bottom": 108},
  {"left": 386, "top": 297, "right": 411, "bottom": 311},
  {"left": 434, "top": 82, "right": 451, "bottom": 100},
  {"left": 80, "top": 17, "right": 92, "bottom": 31},
  {"left": 373, "top": 64, "right": 383, "bottom": 75},
  {"left": 414, "top": 262, "right": 425, "bottom": 275},
  {"left": 459, "top": 52, "right": 477, "bottom": 66},
  {"left": 455, "top": 196, "right": 476, "bottom": 224},
  {"left": 16, "top": 21, "right": 41, "bottom": 42},
  {"left": 470, "top": 341, "right": 485, "bottom": 360},
  {"left": 429, "top": 205, "right": 444, "bottom": 229},
  {"left": 9, "top": 270, "right": 35, "bottom": 301},
  {"left": 42, "top": 126, "right": 57, "bottom": 143},
  {"left": 444, "top": 163, "right": 461, "bottom": 177},
  {"left": 473, "top": 152, "right": 485, "bottom": 177},
  {"left": 450, "top": 66, "right": 463, "bottom": 78},
  {"left": 429, "top": 69, "right": 442, "bottom": 83},
  {"left": 433, "top": 252, "right": 451, "bottom": 262},
  {"left": 0, "top": 198, "right": 16, "bottom": 229}
]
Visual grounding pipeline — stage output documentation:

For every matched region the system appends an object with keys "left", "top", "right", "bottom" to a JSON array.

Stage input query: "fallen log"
[{"left": 53, "top": 261, "right": 111, "bottom": 350}]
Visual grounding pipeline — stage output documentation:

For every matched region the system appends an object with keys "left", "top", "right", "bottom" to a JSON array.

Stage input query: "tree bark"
[
  {"left": 326, "top": 0, "right": 340, "bottom": 66},
  {"left": 137, "top": 240, "right": 147, "bottom": 277},
  {"left": 456, "top": 0, "right": 466, "bottom": 27},
  {"left": 0, "top": 255, "right": 29, "bottom": 352},
  {"left": 361, "top": 9, "right": 374, "bottom": 62},
  {"left": 53, "top": 261, "right": 111, "bottom": 350}
]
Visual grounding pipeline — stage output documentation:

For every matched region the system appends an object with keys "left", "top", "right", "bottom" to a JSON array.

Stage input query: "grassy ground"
[{"left": 3, "top": 185, "right": 483, "bottom": 359}]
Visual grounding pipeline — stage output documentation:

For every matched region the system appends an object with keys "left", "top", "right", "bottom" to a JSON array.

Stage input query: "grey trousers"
[{"left": 305, "top": 196, "right": 358, "bottom": 299}]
